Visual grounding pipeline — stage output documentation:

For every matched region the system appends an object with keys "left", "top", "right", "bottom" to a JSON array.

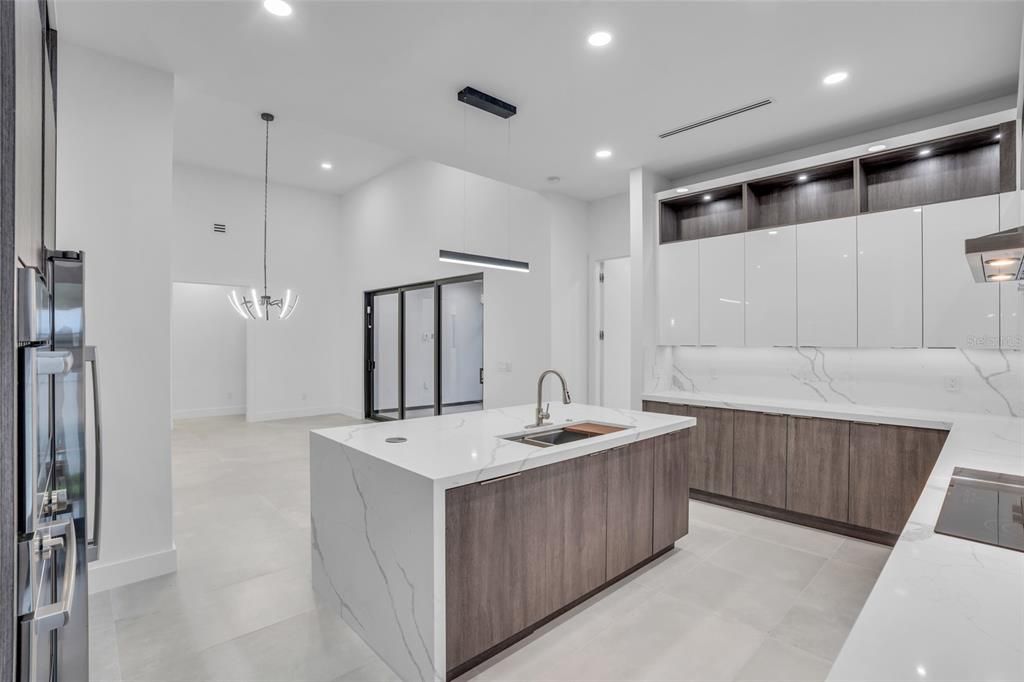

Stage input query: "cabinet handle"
[{"left": 479, "top": 472, "right": 521, "bottom": 486}]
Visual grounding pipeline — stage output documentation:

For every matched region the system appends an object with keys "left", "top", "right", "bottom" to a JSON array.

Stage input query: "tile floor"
[{"left": 90, "top": 415, "right": 891, "bottom": 682}]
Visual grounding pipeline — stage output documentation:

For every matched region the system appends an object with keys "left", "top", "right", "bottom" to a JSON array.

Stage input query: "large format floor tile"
[{"left": 91, "top": 418, "right": 890, "bottom": 682}]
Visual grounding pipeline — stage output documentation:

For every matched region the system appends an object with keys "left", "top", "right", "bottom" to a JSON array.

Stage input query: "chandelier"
[{"left": 228, "top": 112, "right": 299, "bottom": 321}]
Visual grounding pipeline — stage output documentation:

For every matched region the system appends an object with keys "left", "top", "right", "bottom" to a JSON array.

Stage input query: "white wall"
[
  {"left": 334, "top": 158, "right": 601, "bottom": 415},
  {"left": 587, "top": 192, "right": 630, "bottom": 262},
  {"left": 57, "top": 42, "right": 177, "bottom": 592},
  {"left": 171, "top": 282, "right": 245, "bottom": 419},
  {"left": 548, "top": 193, "right": 590, "bottom": 404},
  {"left": 171, "top": 163, "right": 346, "bottom": 421}
]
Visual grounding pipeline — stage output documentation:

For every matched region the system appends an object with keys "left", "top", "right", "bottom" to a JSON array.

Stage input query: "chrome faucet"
[{"left": 532, "top": 369, "right": 572, "bottom": 427}]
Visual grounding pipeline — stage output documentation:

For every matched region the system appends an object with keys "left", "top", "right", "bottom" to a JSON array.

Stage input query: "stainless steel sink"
[{"left": 502, "top": 423, "right": 627, "bottom": 448}]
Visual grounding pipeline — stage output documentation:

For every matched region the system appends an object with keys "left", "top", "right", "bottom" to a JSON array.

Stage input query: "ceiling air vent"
[
  {"left": 659, "top": 98, "right": 774, "bottom": 139},
  {"left": 212, "top": 223, "right": 227, "bottom": 234}
]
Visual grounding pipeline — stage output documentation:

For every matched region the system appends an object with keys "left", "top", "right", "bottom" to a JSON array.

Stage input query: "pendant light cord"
[{"left": 263, "top": 117, "right": 270, "bottom": 300}]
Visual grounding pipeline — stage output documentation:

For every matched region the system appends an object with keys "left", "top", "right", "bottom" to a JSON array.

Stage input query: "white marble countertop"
[
  {"left": 312, "top": 403, "right": 694, "bottom": 489},
  {"left": 645, "top": 390, "right": 1024, "bottom": 682},
  {"left": 643, "top": 390, "right": 959, "bottom": 429}
]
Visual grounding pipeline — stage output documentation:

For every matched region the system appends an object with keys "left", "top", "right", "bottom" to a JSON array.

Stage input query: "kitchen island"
[{"left": 309, "top": 403, "right": 695, "bottom": 681}]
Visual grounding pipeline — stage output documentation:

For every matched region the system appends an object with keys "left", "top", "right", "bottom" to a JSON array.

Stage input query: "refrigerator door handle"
[
  {"left": 84, "top": 345, "right": 102, "bottom": 562},
  {"left": 33, "top": 518, "right": 78, "bottom": 633}
]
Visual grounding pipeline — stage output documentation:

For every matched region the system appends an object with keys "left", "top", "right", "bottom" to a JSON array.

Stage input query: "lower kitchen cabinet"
[
  {"left": 606, "top": 441, "right": 655, "bottom": 577},
  {"left": 849, "top": 424, "right": 948, "bottom": 533},
  {"left": 446, "top": 471, "right": 528, "bottom": 667},
  {"left": 786, "top": 416, "right": 851, "bottom": 522},
  {"left": 688, "top": 405, "right": 734, "bottom": 496},
  {"left": 732, "top": 411, "right": 788, "bottom": 508},
  {"left": 446, "top": 431, "right": 686, "bottom": 672},
  {"left": 523, "top": 454, "right": 607, "bottom": 621},
  {"left": 653, "top": 430, "right": 689, "bottom": 551}
]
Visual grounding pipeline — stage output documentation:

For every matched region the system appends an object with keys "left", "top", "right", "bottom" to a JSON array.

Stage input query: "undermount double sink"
[{"left": 503, "top": 422, "right": 629, "bottom": 448}]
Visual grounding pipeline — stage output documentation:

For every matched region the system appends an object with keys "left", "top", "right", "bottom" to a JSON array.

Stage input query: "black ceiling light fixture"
[{"left": 440, "top": 86, "right": 530, "bottom": 274}]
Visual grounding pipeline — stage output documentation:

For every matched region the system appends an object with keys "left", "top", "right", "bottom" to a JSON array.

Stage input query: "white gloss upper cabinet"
[
  {"left": 999, "top": 191, "right": 1022, "bottom": 350},
  {"left": 797, "top": 216, "right": 857, "bottom": 347},
  {"left": 923, "top": 195, "right": 999, "bottom": 348},
  {"left": 745, "top": 226, "right": 796, "bottom": 346},
  {"left": 699, "top": 233, "right": 745, "bottom": 346},
  {"left": 857, "top": 208, "right": 922, "bottom": 348},
  {"left": 656, "top": 240, "right": 699, "bottom": 346}
]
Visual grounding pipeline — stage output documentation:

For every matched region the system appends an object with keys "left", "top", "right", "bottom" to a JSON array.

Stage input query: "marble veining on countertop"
[{"left": 312, "top": 403, "right": 694, "bottom": 488}]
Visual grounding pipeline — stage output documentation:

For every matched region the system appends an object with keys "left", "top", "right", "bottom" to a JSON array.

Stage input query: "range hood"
[{"left": 965, "top": 227, "right": 1024, "bottom": 282}]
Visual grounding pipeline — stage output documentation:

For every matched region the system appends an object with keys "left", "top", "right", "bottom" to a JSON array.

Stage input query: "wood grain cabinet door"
[
  {"left": 849, "top": 424, "right": 947, "bottom": 533},
  {"left": 653, "top": 431, "right": 689, "bottom": 551},
  {"left": 786, "top": 416, "right": 850, "bottom": 522},
  {"left": 606, "top": 442, "right": 654, "bottom": 578},
  {"left": 445, "top": 474, "right": 527, "bottom": 669},
  {"left": 522, "top": 454, "right": 607, "bottom": 623},
  {"left": 732, "top": 411, "right": 788, "bottom": 508},
  {"left": 690, "top": 406, "right": 735, "bottom": 496}
]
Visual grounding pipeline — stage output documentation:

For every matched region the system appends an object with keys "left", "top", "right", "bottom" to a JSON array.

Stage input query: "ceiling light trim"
[{"left": 439, "top": 249, "right": 530, "bottom": 273}]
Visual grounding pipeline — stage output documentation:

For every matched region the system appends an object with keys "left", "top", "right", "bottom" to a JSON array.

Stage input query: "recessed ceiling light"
[
  {"left": 823, "top": 71, "right": 848, "bottom": 85},
  {"left": 918, "top": 148, "right": 932, "bottom": 157},
  {"left": 797, "top": 174, "right": 808, "bottom": 182},
  {"left": 703, "top": 194, "right": 712, "bottom": 201},
  {"left": 263, "top": 0, "right": 292, "bottom": 17},
  {"left": 987, "top": 273, "right": 1014, "bottom": 281},
  {"left": 995, "top": 132, "right": 1002, "bottom": 140},
  {"left": 768, "top": 230, "right": 778, "bottom": 235},
  {"left": 675, "top": 187, "right": 689, "bottom": 193},
  {"left": 868, "top": 144, "right": 887, "bottom": 152},
  {"left": 320, "top": 162, "right": 333, "bottom": 170},
  {"left": 913, "top": 208, "right": 922, "bottom": 213},
  {"left": 587, "top": 31, "right": 612, "bottom": 47},
  {"left": 595, "top": 149, "right": 612, "bottom": 159}
]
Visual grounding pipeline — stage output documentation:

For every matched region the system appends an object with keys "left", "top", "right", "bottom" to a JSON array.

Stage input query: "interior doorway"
[
  {"left": 365, "top": 274, "right": 484, "bottom": 420},
  {"left": 594, "top": 257, "right": 631, "bottom": 409},
  {"left": 170, "top": 282, "right": 246, "bottom": 420}
]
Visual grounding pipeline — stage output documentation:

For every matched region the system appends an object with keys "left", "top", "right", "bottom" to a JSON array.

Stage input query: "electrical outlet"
[{"left": 944, "top": 377, "right": 961, "bottom": 393}]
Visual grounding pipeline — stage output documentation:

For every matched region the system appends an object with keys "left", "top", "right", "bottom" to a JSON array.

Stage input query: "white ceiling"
[
  {"left": 173, "top": 85, "right": 406, "bottom": 194},
  {"left": 57, "top": 1, "right": 1024, "bottom": 200}
]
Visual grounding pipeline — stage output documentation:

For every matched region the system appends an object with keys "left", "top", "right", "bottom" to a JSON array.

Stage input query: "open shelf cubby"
[
  {"left": 746, "top": 160, "right": 855, "bottom": 230},
  {"left": 660, "top": 184, "right": 745, "bottom": 243},
  {"left": 858, "top": 124, "right": 1012, "bottom": 213},
  {"left": 658, "top": 121, "right": 1017, "bottom": 245}
]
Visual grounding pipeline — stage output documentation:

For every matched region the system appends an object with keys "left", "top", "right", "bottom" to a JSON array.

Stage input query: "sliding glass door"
[
  {"left": 402, "top": 286, "right": 436, "bottom": 419},
  {"left": 439, "top": 278, "right": 483, "bottom": 415},
  {"left": 365, "top": 274, "right": 483, "bottom": 420}
]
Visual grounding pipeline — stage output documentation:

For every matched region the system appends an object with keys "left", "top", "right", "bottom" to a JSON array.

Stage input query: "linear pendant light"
[
  {"left": 438, "top": 249, "right": 530, "bottom": 272},
  {"left": 441, "top": 86, "right": 530, "bottom": 274}
]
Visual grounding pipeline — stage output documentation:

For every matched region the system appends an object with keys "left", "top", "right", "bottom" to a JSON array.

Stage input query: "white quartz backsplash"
[{"left": 649, "top": 346, "right": 1022, "bottom": 418}]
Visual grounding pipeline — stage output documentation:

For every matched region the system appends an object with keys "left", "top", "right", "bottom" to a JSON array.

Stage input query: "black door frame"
[{"left": 364, "top": 272, "right": 483, "bottom": 421}]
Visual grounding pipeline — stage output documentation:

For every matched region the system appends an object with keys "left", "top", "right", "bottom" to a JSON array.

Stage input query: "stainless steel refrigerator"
[{"left": 15, "top": 251, "right": 100, "bottom": 682}]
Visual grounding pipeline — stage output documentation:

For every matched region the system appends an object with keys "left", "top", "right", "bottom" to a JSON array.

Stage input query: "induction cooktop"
[{"left": 934, "top": 468, "right": 1024, "bottom": 553}]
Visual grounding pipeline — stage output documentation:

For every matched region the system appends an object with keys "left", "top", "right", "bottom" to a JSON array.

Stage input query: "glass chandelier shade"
[{"left": 228, "top": 112, "right": 299, "bottom": 321}]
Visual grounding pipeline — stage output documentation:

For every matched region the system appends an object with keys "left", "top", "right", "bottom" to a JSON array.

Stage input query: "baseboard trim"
[
  {"left": 245, "top": 406, "right": 348, "bottom": 423},
  {"left": 87, "top": 546, "right": 178, "bottom": 594},
  {"left": 172, "top": 406, "right": 244, "bottom": 420}
]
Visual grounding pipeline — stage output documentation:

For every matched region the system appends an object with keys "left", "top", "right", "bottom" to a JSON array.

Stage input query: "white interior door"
[{"left": 597, "top": 257, "right": 631, "bottom": 409}]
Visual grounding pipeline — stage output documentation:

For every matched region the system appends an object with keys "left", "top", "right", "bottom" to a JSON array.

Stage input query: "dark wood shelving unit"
[
  {"left": 660, "top": 121, "right": 1016, "bottom": 244},
  {"left": 660, "top": 184, "right": 745, "bottom": 243}
]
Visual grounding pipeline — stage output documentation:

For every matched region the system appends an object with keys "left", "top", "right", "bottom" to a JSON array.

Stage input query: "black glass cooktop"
[{"left": 935, "top": 468, "right": 1024, "bottom": 553}]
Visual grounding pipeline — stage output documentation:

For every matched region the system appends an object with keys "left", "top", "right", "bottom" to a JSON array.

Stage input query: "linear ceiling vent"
[
  {"left": 213, "top": 223, "right": 227, "bottom": 234},
  {"left": 659, "top": 98, "right": 774, "bottom": 139}
]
